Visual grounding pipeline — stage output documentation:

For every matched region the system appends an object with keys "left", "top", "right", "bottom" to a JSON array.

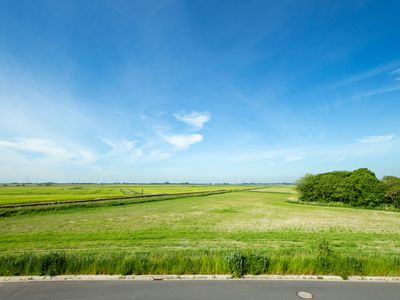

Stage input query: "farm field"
[
  {"left": 0, "top": 184, "right": 258, "bottom": 205},
  {"left": 0, "top": 185, "right": 399, "bottom": 276}
]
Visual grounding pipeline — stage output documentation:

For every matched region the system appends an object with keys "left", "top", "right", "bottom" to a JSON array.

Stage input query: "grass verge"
[{"left": 0, "top": 249, "right": 399, "bottom": 278}]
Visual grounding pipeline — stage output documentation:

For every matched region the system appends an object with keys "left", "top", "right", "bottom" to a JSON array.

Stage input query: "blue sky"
[{"left": 0, "top": 0, "right": 400, "bottom": 183}]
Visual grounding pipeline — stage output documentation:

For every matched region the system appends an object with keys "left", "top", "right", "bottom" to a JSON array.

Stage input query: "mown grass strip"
[
  {"left": 0, "top": 190, "right": 231, "bottom": 209},
  {"left": 0, "top": 189, "right": 243, "bottom": 218}
]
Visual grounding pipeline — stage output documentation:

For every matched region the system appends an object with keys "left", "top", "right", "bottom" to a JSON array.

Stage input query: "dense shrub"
[
  {"left": 245, "top": 253, "right": 270, "bottom": 275},
  {"left": 224, "top": 252, "right": 270, "bottom": 277},
  {"left": 296, "top": 168, "right": 389, "bottom": 207},
  {"left": 224, "top": 251, "right": 246, "bottom": 277}
]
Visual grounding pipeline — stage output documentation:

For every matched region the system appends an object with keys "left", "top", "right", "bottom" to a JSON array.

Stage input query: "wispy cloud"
[
  {"left": 174, "top": 111, "right": 211, "bottom": 129},
  {"left": 101, "top": 138, "right": 142, "bottom": 158},
  {"left": 391, "top": 68, "right": 400, "bottom": 81},
  {"left": 354, "top": 85, "right": 400, "bottom": 99},
  {"left": 164, "top": 134, "right": 203, "bottom": 150},
  {"left": 314, "top": 62, "right": 400, "bottom": 108},
  {"left": 391, "top": 68, "right": 400, "bottom": 75},
  {"left": 0, "top": 138, "right": 96, "bottom": 163},
  {"left": 324, "top": 85, "right": 400, "bottom": 110},
  {"left": 324, "top": 61, "right": 400, "bottom": 90},
  {"left": 99, "top": 137, "right": 174, "bottom": 163},
  {"left": 284, "top": 155, "right": 304, "bottom": 162},
  {"left": 197, "top": 133, "right": 399, "bottom": 165},
  {"left": 357, "top": 134, "right": 395, "bottom": 144}
]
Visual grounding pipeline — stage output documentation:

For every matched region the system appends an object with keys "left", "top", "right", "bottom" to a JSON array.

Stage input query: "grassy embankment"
[{"left": 0, "top": 185, "right": 399, "bottom": 277}]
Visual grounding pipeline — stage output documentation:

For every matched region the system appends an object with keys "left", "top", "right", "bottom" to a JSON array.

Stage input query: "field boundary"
[
  {"left": 286, "top": 198, "right": 400, "bottom": 212},
  {"left": 1, "top": 275, "right": 400, "bottom": 282}
]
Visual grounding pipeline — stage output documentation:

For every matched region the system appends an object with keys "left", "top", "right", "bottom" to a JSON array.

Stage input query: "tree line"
[{"left": 296, "top": 168, "right": 400, "bottom": 208}]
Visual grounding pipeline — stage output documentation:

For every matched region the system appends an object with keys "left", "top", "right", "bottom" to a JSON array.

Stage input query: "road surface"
[{"left": 1, "top": 280, "right": 400, "bottom": 300}]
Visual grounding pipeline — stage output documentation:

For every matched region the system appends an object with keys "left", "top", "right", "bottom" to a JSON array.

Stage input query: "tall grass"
[{"left": 1, "top": 248, "right": 399, "bottom": 277}]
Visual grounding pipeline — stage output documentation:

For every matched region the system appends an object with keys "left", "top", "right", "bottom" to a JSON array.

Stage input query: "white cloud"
[
  {"left": 357, "top": 134, "right": 395, "bottom": 144},
  {"left": 284, "top": 156, "right": 304, "bottom": 162},
  {"left": 0, "top": 138, "right": 72, "bottom": 159},
  {"left": 174, "top": 111, "right": 210, "bottom": 129},
  {"left": 102, "top": 138, "right": 139, "bottom": 156},
  {"left": 164, "top": 134, "right": 203, "bottom": 150},
  {"left": 146, "top": 151, "right": 172, "bottom": 161},
  {"left": 0, "top": 138, "right": 96, "bottom": 163}
]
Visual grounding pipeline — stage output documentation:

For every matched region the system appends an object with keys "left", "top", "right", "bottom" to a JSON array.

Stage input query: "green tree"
[
  {"left": 382, "top": 176, "right": 400, "bottom": 208},
  {"left": 296, "top": 168, "right": 385, "bottom": 207},
  {"left": 296, "top": 174, "right": 318, "bottom": 202},
  {"left": 345, "top": 168, "right": 384, "bottom": 207}
]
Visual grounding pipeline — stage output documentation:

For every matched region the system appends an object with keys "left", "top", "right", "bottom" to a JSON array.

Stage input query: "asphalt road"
[{"left": 1, "top": 280, "right": 400, "bottom": 300}]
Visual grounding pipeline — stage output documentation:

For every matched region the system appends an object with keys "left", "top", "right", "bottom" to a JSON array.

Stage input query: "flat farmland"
[
  {"left": 0, "top": 185, "right": 399, "bottom": 276},
  {"left": 1, "top": 186, "right": 399, "bottom": 254},
  {"left": 0, "top": 184, "right": 255, "bottom": 205}
]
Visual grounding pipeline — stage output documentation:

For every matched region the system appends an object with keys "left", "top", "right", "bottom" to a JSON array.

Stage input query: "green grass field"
[
  {"left": 0, "top": 185, "right": 399, "bottom": 276},
  {"left": 0, "top": 184, "right": 255, "bottom": 205}
]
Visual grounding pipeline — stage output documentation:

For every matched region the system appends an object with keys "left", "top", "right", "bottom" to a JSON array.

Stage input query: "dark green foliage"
[
  {"left": 390, "top": 255, "right": 400, "bottom": 266},
  {"left": 297, "top": 168, "right": 386, "bottom": 207},
  {"left": 224, "top": 251, "right": 246, "bottom": 277},
  {"left": 382, "top": 176, "right": 400, "bottom": 208},
  {"left": 39, "top": 253, "right": 67, "bottom": 275},
  {"left": 344, "top": 256, "right": 363, "bottom": 274},
  {"left": 317, "top": 239, "right": 333, "bottom": 257},
  {"left": 245, "top": 253, "right": 270, "bottom": 275},
  {"left": 224, "top": 252, "right": 271, "bottom": 277},
  {"left": 316, "top": 240, "right": 336, "bottom": 273}
]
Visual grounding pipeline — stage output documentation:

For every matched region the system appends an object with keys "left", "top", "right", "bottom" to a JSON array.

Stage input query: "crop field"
[
  {"left": 0, "top": 184, "right": 255, "bottom": 205},
  {"left": 0, "top": 185, "right": 399, "bottom": 276}
]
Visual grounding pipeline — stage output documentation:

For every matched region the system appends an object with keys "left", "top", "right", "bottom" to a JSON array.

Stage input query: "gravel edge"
[{"left": 1, "top": 275, "right": 400, "bottom": 283}]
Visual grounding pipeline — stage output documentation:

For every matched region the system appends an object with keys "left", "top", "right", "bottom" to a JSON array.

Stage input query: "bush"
[
  {"left": 344, "top": 256, "right": 363, "bottom": 274},
  {"left": 224, "top": 252, "right": 270, "bottom": 277},
  {"left": 316, "top": 240, "right": 335, "bottom": 273},
  {"left": 245, "top": 253, "right": 269, "bottom": 275},
  {"left": 39, "top": 252, "right": 67, "bottom": 276},
  {"left": 225, "top": 251, "right": 246, "bottom": 277}
]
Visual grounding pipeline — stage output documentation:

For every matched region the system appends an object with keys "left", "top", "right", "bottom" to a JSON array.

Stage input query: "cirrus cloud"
[
  {"left": 357, "top": 134, "right": 395, "bottom": 144},
  {"left": 174, "top": 111, "right": 211, "bottom": 129},
  {"left": 0, "top": 138, "right": 96, "bottom": 163},
  {"left": 164, "top": 134, "right": 203, "bottom": 150}
]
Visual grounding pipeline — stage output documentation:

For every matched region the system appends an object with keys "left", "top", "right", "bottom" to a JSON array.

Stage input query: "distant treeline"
[{"left": 296, "top": 168, "right": 400, "bottom": 208}]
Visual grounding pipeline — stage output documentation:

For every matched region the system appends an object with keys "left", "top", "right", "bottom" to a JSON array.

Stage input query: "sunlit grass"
[
  {"left": 0, "top": 186, "right": 399, "bottom": 276},
  {"left": 0, "top": 184, "right": 260, "bottom": 205}
]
